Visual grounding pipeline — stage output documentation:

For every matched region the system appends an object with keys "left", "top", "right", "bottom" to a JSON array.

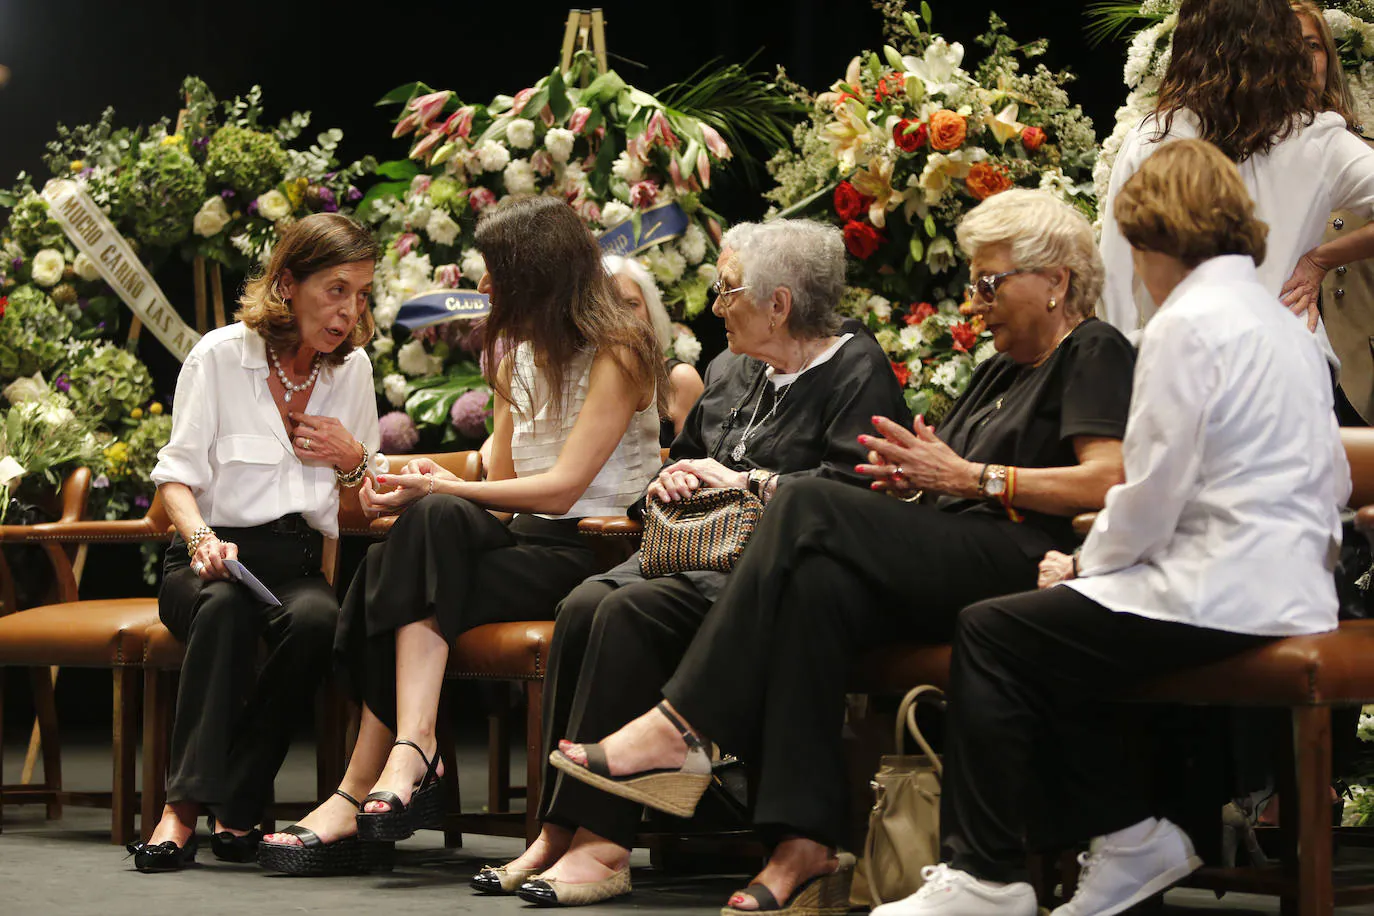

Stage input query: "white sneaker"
[
  {"left": 870, "top": 864, "right": 1038, "bottom": 916},
  {"left": 1051, "top": 818, "right": 1203, "bottom": 916}
]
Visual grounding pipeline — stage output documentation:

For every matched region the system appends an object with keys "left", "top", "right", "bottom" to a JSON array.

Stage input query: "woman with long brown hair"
[
  {"left": 1099, "top": 0, "right": 1374, "bottom": 349},
  {"left": 257, "top": 196, "right": 663, "bottom": 875}
]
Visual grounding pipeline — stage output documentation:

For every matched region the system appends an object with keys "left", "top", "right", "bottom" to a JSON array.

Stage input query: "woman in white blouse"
[
  {"left": 1099, "top": 0, "right": 1374, "bottom": 359},
  {"left": 129, "top": 214, "right": 382, "bottom": 872},
  {"left": 258, "top": 196, "right": 663, "bottom": 876},
  {"left": 873, "top": 139, "right": 1348, "bottom": 916}
]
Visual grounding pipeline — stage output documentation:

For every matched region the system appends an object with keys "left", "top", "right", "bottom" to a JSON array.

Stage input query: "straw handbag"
[
  {"left": 639, "top": 488, "right": 763, "bottom": 577},
  {"left": 851, "top": 685, "right": 945, "bottom": 908}
]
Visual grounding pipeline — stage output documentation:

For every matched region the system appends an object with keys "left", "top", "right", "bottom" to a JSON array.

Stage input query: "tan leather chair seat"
[
  {"left": 140, "top": 621, "right": 187, "bottom": 670},
  {"left": 448, "top": 621, "right": 553, "bottom": 681},
  {"left": 0, "top": 598, "right": 159, "bottom": 667}
]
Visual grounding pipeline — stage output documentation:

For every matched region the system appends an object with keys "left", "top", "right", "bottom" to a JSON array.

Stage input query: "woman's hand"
[
  {"left": 191, "top": 535, "right": 238, "bottom": 581},
  {"left": 664, "top": 458, "right": 748, "bottom": 490},
  {"left": 857, "top": 416, "right": 977, "bottom": 496},
  {"left": 401, "top": 456, "right": 458, "bottom": 481},
  {"left": 1279, "top": 253, "right": 1326, "bottom": 333},
  {"left": 1037, "top": 550, "right": 1076, "bottom": 589},
  {"left": 647, "top": 467, "right": 702, "bottom": 503},
  {"left": 360, "top": 473, "right": 435, "bottom": 515},
  {"left": 289, "top": 412, "right": 363, "bottom": 470}
]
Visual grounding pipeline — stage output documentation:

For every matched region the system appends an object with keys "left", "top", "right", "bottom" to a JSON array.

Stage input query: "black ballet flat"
[
  {"left": 257, "top": 790, "right": 395, "bottom": 877},
  {"left": 125, "top": 833, "right": 199, "bottom": 873},
  {"left": 355, "top": 739, "right": 444, "bottom": 842},
  {"left": 207, "top": 816, "right": 264, "bottom": 863}
]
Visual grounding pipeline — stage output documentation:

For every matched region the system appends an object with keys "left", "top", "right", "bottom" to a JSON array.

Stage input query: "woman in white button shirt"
[
  {"left": 258, "top": 196, "right": 664, "bottom": 876},
  {"left": 872, "top": 140, "right": 1349, "bottom": 916},
  {"left": 1099, "top": 0, "right": 1374, "bottom": 356},
  {"left": 130, "top": 214, "right": 382, "bottom": 872}
]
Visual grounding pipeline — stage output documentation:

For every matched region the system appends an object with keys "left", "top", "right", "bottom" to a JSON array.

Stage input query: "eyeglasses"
[
  {"left": 710, "top": 279, "right": 750, "bottom": 303},
  {"left": 964, "top": 269, "right": 1032, "bottom": 304}
]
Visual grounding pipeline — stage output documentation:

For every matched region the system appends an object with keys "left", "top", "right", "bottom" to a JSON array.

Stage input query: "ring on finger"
[
  {"left": 192, "top": 561, "right": 205, "bottom": 575},
  {"left": 892, "top": 466, "right": 906, "bottom": 481},
  {"left": 302, "top": 437, "right": 312, "bottom": 451}
]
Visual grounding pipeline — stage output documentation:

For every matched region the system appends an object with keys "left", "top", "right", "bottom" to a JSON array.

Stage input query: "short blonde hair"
[
  {"left": 1113, "top": 139, "right": 1268, "bottom": 267},
  {"left": 236, "top": 212, "right": 379, "bottom": 366},
  {"left": 955, "top": 189, "right": 1103, "bottom": 319}
]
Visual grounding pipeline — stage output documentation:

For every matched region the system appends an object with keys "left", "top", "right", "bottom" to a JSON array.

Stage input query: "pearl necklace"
[
  {"left": 269, "top": 348, "right": 321, "bottom": 403},
  {"left": 729, "top": 344, "right": 824, "bottom": 463}
]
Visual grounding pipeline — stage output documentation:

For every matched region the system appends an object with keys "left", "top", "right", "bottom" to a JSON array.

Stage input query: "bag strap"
[{"left": 894, "top": 684, "right": 944, "bottom": 779}]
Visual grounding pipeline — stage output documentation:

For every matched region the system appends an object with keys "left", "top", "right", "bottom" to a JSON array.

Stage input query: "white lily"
[
  {"left": 986, "top": 103, "right": 1025, "bottom": 145},
  {"left": 902, "top": 38, "right": 968, "bottom": 97}
]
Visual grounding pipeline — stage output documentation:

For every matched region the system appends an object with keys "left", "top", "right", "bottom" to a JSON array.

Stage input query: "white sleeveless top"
[{"left": 508, "top": 342, "right": 660, "bottom": 519}]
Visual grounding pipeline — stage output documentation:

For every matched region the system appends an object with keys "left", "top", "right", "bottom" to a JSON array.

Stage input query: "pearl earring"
[{"left": 1047, "top": 297, "right": 1058, "bottom": 311}]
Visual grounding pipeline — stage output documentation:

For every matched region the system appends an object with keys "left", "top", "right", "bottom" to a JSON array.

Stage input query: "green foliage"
[
  {"left": 6, "top": 193, "right": 65, "bottom": 251},
  {"left": 0, "top": 287, "right": 72, "bottom": 381},
  {"left": 205, "top": 125, "right": 288, "bottom": 197},
  {"left": 112, "top": 143, "right": 206, "bottom": 248},
  {"left": 63, "top": 343, "right": 155, "bottom": 423}
]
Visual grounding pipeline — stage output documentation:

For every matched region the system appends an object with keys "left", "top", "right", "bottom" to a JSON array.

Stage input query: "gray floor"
[{"left": 0, "top": 739, "right": 1368, "bottom": 914}]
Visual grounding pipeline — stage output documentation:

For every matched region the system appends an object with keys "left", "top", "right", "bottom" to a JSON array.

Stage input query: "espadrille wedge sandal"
[
  {"left": 257, "top": 790, "right": 395, "bottom": 876},
  {"left": 549, "top": 702, "right": 712, "bottom": 819},
  {"left": 356, "top": 739, "right": 445, "bottom": 842},
  {"left": 720, "top": 855, "right": 855, "bottom": 916}
]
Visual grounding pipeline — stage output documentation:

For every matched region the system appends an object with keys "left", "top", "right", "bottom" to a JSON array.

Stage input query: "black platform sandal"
[
  {"left": 207, "top": 815, "right": 264, "bottom": 864},
  {"left": 126, "top": 832, "right": 199, "bottom": 873},
  {"left": 257, "top": 790, "right": 395, "bottom": 876},
  {"left": 355, "top": 739, "right": 444, "bottom": 842}
]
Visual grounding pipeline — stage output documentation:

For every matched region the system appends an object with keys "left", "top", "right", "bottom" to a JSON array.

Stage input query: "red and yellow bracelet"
[{"left": 1000, "top": 466, "right": 1023, "bottom": 523}]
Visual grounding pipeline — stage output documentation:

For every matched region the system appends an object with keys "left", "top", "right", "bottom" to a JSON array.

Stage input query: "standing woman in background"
[{"left": 130, "top": 213, "right": 382, "bottom": 872}]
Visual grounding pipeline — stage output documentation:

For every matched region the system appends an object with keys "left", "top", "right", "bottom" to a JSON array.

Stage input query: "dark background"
[{"left": 0, "top": 0, "right": 1126, "bottom": 729}]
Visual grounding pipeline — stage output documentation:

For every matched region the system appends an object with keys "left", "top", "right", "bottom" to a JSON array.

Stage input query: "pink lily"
[
  {"left": 629, "top": 180, "right": 659, "bottom": 208},
  {"left": 435, "top": 264, "right": 462, "bottom": 287},
  {"left": 407, "top": 91, "right": 452, "bottom": 129},
  {"left": 410, "top": 128, "right": 446, "bottom": 163},
  {"left": 395, "top": 232, "right": 420, "bottom": 256},
  {"left": 442, "top": 106, "right": 475, "bottom": 139},
  {"left": 697, "top": 149, "right": 712, "bottom": 189},
  {"left": 700, "top": 123, "right": 732, "bottom": 159},
  {"left": 392, "top": 110, "right": 421, "bottom": 139},
  {"left": 645, "top": 110, "right": 680, "bottom": 149},
  {"left": 568, "top": 106, "right": 592, "bottom": 134},
  {"left": 668, "top": 156, "right": 690, "bottom": 193},
  {"left": 510, "top": 87, "right": 537, "bottom": 116},
  {"left": 531, "top": 149, "right": 555, "bottom": 177},
  {"left": 468, "top": 188, "right": 497, "bottom": 211}
]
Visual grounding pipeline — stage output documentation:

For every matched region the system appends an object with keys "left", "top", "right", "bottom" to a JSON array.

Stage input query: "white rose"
[
  {"left": 644, "top": 247, "right": 686, "bottom": 285},
  {"left": 600, "top": 200, "right": 632, "bottom": 227},
  {"left": 383, "top": 373, "right": 410, "bottom": 407},
  {"left": 477, "top": 140, "right": 512, "bottom": 172},
  {"left": 31, "top": 249, "right": 65, "bottom": 287},
  {"left": 373, "top": 297, "right": 400, "bottom": 330},
  {"left": 506, "top": 118, "right": 536, "bottom": 149},
  {"left": 672, "top": 331, "right": 702, "bottom": 366},
  {"left": 426, "top": 209, "right": 460, "bottom": 247},
  {"left": 193, "top": 196, "right": 232, "bottom": 238},
  {"left": 461, "top": 248, "right": 487, "bottom": 284},
  {"left": 256, "top": 189, "right": 292, "bottom": 221},
  {"left": 503, "top": 159, "right": 537, "bottom": 196},
  {"left": 611, "top": 151, "right": 645, "bottom": 183},
  {"left": 397, "top": 339, "right": 443, "bottom": 377},
  {"left": 544, "top": 127, "right": 576, "bottom": 163},
  {"left": 696, "top": 262, "right": 718, "bottom": 285},
  {"left": 1326, "top": 9, "right": 1354, "bottom": 40},
  {"left": 678, "top": 223, "right": 708, "bottom": 265},
  {"left": 371, "top": 336, "right": 395, "bottom": 356},
  {"left": 3, "top": 373, "right": 51, "bottom": 405},
  {"left": 866, "top": 295, "right": 892, "bottom": 322},
  {"left": 71, "top": 251, "right": 101, "bottom": 282}
]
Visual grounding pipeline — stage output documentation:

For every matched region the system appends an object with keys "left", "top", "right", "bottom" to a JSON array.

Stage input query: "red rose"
[
  {"left": 1020, "top": 126, "right": 1047, "bottom": 152},
  {"left": 0, "top": 296, "right": 7, "bottom": 320},
  {"left": 904, "top": 302, "right": 936, "bottom": 325},
  {"left": 951, "top": 321, "right": 979, "bottom": 353},
  {"left": 893, "top": 119, "right": 928, "bottom": 153},
  {"left": 843, "top": 220, "right": 884, "bottom": 260},
  {"left": 891, "top": 361, "right": 910, "bottom": 387},
  {"left": 833, "top": 181, "right": 864, "bottom": 221}
]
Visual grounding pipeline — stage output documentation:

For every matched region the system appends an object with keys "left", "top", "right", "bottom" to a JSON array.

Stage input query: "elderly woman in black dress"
[
  {"left": 552, "top": 189, "right": 1138, "bottom": 914},
  {"left": 472, "top": 219, "right": 910, "bottom": 906}
]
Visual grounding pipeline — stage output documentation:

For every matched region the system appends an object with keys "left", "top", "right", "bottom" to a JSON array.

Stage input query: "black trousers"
[
  {"left": 333, "top": 494, "right": 596, "bottom": 732},
  {"left": 655, "top": 476, "right": 1047, "bottom": 849},
  {"left": 942, "top": 586, "right": 1272, "bottom": 884},
  {"left": 159, "top": 517, "right": 338, "bottom": 829},
  {"left": 539, "top": 574, "right": 713, "bottom": 848}
]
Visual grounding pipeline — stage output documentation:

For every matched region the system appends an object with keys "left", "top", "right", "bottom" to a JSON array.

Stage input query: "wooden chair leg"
[
  {"left": 141, "top": 668, "right": 173, "bottom": 842},
  {"left": 315, "top": 683, "right": 347, "bottom": 805},
  {"left": 28, "top": 666, "right": 62, "bottom": 820},
  {"left": 524, "top": 679, "right": 544, "bottom": 844},
  {"left": 0, "top": 667, "right": 6, "bottom": 834},
  {"left": 112, "top": 667, "right": 139, "bottom": 845},
  {"left": 438, "top": 687, "right": 462, "bottom": 848},
  {"left": 489, "top": 701, "right": 512, "bottom": 814},
  {"left": 1293, "top": 706, "right": 1333, "bottom": 916}
]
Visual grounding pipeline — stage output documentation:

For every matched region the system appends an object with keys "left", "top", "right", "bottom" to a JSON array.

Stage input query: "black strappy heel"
[
  {"left": 257, "top": 789, "right": 394, "bottom": 876},
  {"left": 355, "top": 739, "right": 445, "bottom": 842}
]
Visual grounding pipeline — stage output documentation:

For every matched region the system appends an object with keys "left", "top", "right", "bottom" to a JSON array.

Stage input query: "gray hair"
[
  {"left": 954, "top": 189, "right": 1103, "bottom": 319},
  {"left": 603, "top": 254, "right": 674, "bottom": 356},
  {"left": 721, "top": 219, "right": 844, "bottom": 339}
]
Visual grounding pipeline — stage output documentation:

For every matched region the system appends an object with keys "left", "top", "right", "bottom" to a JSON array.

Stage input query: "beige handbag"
[
  {"left": 851, "top": 684, "right": 945, "bottom": 908},
  {"left": 639, "top": 487, "right": 763, "bottom": 577}
]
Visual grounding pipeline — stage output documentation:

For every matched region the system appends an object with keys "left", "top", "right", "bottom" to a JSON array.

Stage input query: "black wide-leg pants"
[
  {"left": 941, "top": 586, "right": 1272, "bottom": 884},
  {"left": 584, "top": 476, "right": 1049, "bottom": 849},
  {"left": 333, "top": 494, "right": 596, "bottom": 732},
  {"left": 159, "top": 519, "right": 338, "bottom": 829}
]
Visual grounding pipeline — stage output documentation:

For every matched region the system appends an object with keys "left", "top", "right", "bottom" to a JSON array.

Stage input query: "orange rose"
[
  {"left": 1020, "top": 126, "right": 1047, "bottom": 152},
  {"left": 928, "top": 109, "right": 967, "bottom": 151},
  {"left": 965, "top": 163, "right": 1013, "bottom": 201}
]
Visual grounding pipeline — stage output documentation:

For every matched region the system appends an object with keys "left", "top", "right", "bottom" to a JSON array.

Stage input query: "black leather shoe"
[
  {"left": 208, "top": 817, "right": 263, "bottom": 863},
  {"left": 126, "top": 833, "right": 199, "bottom": 873}
]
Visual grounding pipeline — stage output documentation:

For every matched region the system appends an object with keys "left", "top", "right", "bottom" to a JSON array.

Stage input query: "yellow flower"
[
  {"left": 160, "top": 134, "right": 183, "bottom": 147},
  {"left": 130, "top": 407, "right": 144, "bottom": 420},
  {"left": 232, "top": 211, "right": 243, "bottom": 219},
  {"left": 824, "top": 98, "right": 879, "bottom": 173},
  {"left": 985, "top": 103, "right": 1026, "bottom": 146},
  {"left": 285, "top": 176, "right": 309, "bottom": 210},
  {"left": 104, "top": 441, "right": 130, "bottom": 470},
  {"left": 850, "top": 155, "right": 900, "bottom": 229},
  {"left": 149, "top": 402, "right": 163, "bottom": 416},
  {"left": 70, "top": 160, "right": 86, "bottom": 172}
]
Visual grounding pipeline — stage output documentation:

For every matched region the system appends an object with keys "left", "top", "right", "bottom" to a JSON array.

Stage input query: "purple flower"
[
  {"left": 323, "top": 202, "right": 339, "bottom": 213},
  {"left": 96, "top": 321, "right": 106, "bottom": 330},
  {"left": 318, "top": 187, "right": 336, "bottom": 205},
  {"left": 248, "top": 200, "right": 259, "bottom": 216},
  {"left": 92, "top": 474, "right": 110, "bottom": 489},
  {"left": 325, "top": 171, "right": 337, "bottom": 180},
  {"left": 134, "top": 495, "right": 150, "bottom": 509},
  {"left": 11, "top": 257, "right": 21, "bottom": 271},
  {"left": 193, "top": 136, "right": 210, "bottom": 150},
  {"left": 54, "top": 375, "right": 70, "bottom": 393},
  {"left": 347, "top": 186, "right": 362, "bottom": 202},
  {"left": 220, "top": 189, "right": 236, "bottom": 199},
  {"left": 378, "top": 411, "right": 420, "bottom": 453},
  {"left": 449, "top": 389, "right": 492, "bottom": 439},
  {"left": 80, "top": 167, "right": 94, "bottom": 179}
]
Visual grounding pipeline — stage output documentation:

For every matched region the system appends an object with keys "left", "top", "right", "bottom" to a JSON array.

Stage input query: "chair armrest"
[
  {"left": 368, "top": 515, "right": 399, "bottom": 537},
  {"left": 1071, "top": 512, "right": 1098, "bottom": 538},
  {"left": 0, "top": 516, "right": 173, "bottom": 546},
  {"left": 1356, "top": 504, "right": 1374, "bottom": 535},
  {"left": 577, "top": 516, "right": 644, "bottom": 538}
]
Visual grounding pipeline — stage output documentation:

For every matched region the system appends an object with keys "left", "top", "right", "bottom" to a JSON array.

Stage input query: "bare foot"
[
  {"left": 505, "top": 823, "right": 573, "bottom": 873},
  {"left": 536, "top": 828, "right": 630, "bottom": 884},
  {"left": 727, "top": 838, "right": 838, "bottom": 911},
  {"left": 559, "top": 703, "right": 700, "bottom": 776},
  {"left": 362, "top": 738, "right": 443, "bottom": 814},
  {"left": 148, "top": 802, "right": 197, "bottom": 847},
  {"left": 263, "top": 788, "right": 364, "bottom": 847}
]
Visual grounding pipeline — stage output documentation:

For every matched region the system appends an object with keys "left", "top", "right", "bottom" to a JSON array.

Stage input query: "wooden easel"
[{"left": 559, "top": 8, "right": 609, "bottom": 82}]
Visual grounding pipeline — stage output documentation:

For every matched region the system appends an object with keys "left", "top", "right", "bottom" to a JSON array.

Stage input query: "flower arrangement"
[
  {"left": 1090, "top": 1, "right": 1374, "bottom": 203},
  {"left": 362, "top": 56, "right": 794, "bottom": 446},
  {"left": 0, "top": 377, "right": 101, "bottom": 522},
  {"left": 764, "top": 3, "right": 1098, "bottom": 422}
]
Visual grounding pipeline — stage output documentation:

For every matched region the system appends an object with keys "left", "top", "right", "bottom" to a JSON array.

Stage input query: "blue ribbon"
[
  {"left": 597, "top": 201, "right": 690, "bottom": 256},
  {"left": 394, "top": 289, "right": 492, "bottom": 330}
]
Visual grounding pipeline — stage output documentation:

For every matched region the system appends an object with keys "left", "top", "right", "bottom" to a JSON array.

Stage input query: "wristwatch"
[
  {"left": 979, "top": 464, "right": 1009, "bottom": 500},
  {"left": 747, "top": 468, "right": 771, "bottom": 497}
]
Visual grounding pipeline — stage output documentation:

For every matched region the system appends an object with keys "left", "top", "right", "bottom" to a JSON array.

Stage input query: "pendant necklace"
[
  {"left": 730, "top": 346, "right": 820, "bottom": 462},
  {"left": 269, "top": 348, "right": 322, "bottom": 403}
]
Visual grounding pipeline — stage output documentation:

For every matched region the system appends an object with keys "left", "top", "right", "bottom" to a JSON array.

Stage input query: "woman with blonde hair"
[
  {"left": 872, "top": 139, "right": 1346, "bottom": 916},
  {"left": 129, "top": 213, "right": 382, "bottom": 871}
]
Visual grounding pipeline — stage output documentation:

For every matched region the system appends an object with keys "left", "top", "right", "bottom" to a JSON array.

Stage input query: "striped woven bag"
[{"left": 639, "top": 487, "right": 764, "bottom": 577}]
